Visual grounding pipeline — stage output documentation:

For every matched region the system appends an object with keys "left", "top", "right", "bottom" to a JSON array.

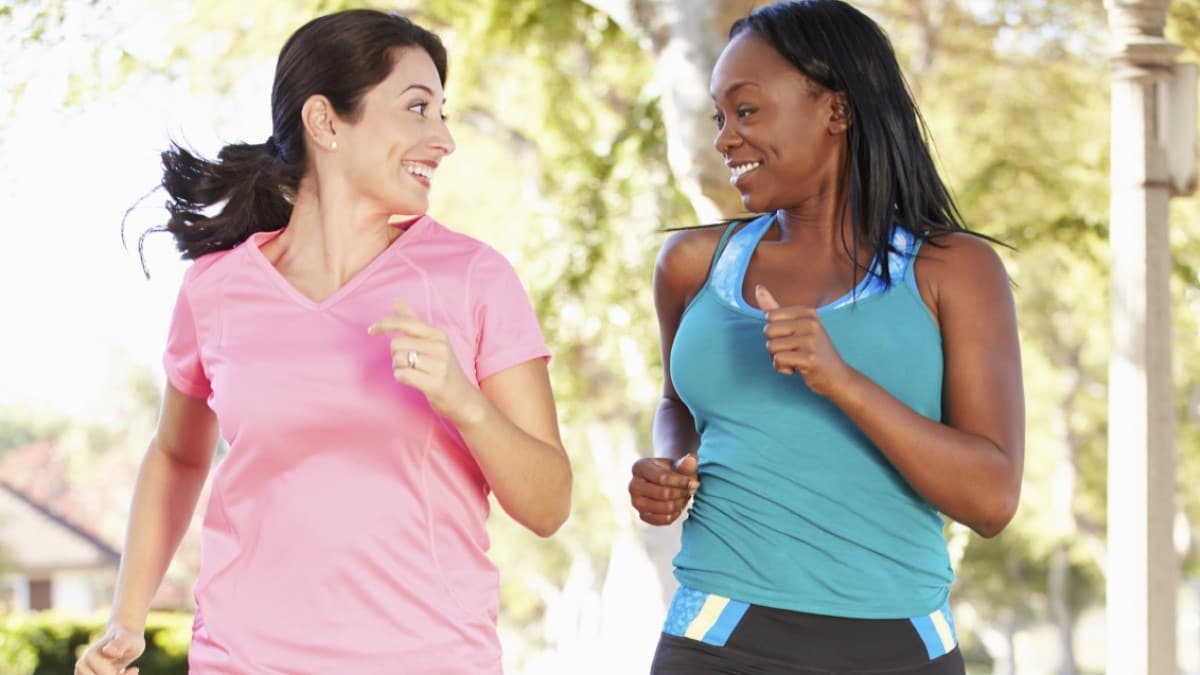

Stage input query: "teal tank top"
[{"left": 670, "top": 214, "right": 954, "bottom": 619}]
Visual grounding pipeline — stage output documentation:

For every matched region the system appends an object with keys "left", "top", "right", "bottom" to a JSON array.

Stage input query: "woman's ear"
[
  {"left": 827, "top": 93, "right": 851, "bottom": 135},
  {"left": 301, "top": 94, "right": 340, "bottom": 152}
]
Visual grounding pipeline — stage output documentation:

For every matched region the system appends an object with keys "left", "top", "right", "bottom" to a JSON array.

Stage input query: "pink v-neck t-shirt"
[{"left": 163, "top": 215, "right": 550, "bottom": 674}]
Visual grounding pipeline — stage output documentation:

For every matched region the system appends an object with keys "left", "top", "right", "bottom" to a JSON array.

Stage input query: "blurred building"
[{"left": 0, "top": 479, "right": 119, "bottom": 614}]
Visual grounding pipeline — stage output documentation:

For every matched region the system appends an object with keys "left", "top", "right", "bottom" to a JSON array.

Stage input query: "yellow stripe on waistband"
[
  {"left": 930, "top": 609, "right": 956, "bottom": 652},
  {"left": 684, "top": 595, "right": 731, "bottom": 641}
]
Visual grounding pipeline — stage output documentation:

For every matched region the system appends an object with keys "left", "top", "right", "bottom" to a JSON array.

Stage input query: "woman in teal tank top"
[{"left": 627, "top": 2, "right": 1024, "bottom": 673}]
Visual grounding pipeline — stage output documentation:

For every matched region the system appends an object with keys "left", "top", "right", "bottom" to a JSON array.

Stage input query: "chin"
[
  {"left": 388, "top": 195, "right": 429, "bottom": 217},
  {"left": 740, "top": 191, "right": 769, "bottom": 214}
]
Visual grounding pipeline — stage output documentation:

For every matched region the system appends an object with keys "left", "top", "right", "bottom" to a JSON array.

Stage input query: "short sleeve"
[
  {"left": 163, "top": 274, "right": 213, "bottom": 399},
  {"left": 469, "top": 247, "right": 552, "bottom": 382}
]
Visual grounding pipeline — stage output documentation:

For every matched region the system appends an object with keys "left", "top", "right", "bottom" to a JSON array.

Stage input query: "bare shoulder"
[
  {"left": 914, "top": 231, "right": 1012, "bottom": 300},
  {"left": 656, "top": 225, "right": 732, "bottom": 295}
]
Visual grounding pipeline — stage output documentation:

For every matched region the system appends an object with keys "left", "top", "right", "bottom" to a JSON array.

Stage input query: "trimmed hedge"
[{"left": 0, "top": 612, "right": 190, "bottom": 675}]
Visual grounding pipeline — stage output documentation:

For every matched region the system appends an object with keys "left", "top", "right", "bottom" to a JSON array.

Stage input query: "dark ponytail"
[
  {"left": 148, "top": 139, "right": 301, "bottom": 262},
  {"left": 134, "top": 10, "right": 447, "bottom": 271}
]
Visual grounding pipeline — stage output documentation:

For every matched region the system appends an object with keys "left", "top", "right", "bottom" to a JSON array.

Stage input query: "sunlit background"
[{"left": 1, "top": 1, "right": 1199, "bottom": 673}]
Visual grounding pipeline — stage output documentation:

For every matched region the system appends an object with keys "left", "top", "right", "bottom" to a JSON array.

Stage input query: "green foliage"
[
  {"left": 0, "top": 612, "right": 191, "bottom": 675},
  {"left": 863, "top": 0, "right": 1114, "bottom": 623},
  {"left": 0, "top": 410, "right": 68, "bottom": 455},
  {"left": 409, "top": 1, "right": 692, "bottom": 657}
]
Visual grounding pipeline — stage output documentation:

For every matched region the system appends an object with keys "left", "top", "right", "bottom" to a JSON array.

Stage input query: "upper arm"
[
  {"left": 479, "top": 358, "right": 565, "bottom": 451},
  {"left": 654, "top": 229, "right": 721, "bottom": 400},
  {"left": 154, "top": 382, "right": 220, "bottom": 470},
  {"left": 919, "top": 234, "right": 1025, "bottom": 477}
]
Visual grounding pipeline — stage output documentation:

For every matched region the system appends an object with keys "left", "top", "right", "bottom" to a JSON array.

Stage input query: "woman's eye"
[
  {"left": 711, "top": 112, "right": 724, "bottom": 128},
  {"left": 409, "top": 101, "right": 428, "bottom": 115},
  {"left": 737, "top": 107, "right": 756, "bottom": 118}
]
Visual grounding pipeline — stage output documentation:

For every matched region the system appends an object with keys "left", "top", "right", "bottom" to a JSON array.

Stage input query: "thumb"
[
  {"left": 674, "top": 453, "right": 699, "bottom": 477},
  {"left": 755, "top": 285, "right": 781, "bottom": 312},
  {"left": 100, "top": 628, "right": 138, "bottom": 659},
  {"left": 393, "top": 299, "right": 418, "bottom": 318}
]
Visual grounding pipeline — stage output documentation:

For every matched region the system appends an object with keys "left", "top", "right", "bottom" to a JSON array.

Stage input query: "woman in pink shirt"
[{"left": 74, "top": 10, "right": 572, "bottom": 675}]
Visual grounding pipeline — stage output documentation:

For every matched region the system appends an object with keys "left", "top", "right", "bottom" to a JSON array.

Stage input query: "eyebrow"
[
  {"left": 401, "top": 84, "right": 440, "bottom": 97},
  {"left": 710, "top": 80, "right": 759, "bottom": 100}
]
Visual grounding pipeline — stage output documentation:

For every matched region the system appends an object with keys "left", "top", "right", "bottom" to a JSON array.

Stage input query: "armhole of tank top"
[
  {"left": 901, "top": 232, "right": 943, "bottom": 334},
  {"left": 676, "top": 221, "right": 743, "bottom": 323},
  {"left": 699, "top": 221, "right": 743, "bottom": 291},
  {"left": 903, "top": 232, "right": 926, "bottom": 292}
]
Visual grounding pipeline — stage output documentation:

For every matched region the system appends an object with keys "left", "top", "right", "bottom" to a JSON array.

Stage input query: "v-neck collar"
[{"left": 244, "top": 215, "right": 432, "bottom": 311}]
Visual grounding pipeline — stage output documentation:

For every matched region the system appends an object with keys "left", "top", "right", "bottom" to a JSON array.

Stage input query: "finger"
[
  {"left": 674, "top": 454, "right": 700, "bottom": 482},
  {"left": 632, "top": 458, "right": 695, "bottom": 489},
  {"left": 391, "top": 364, "right": 435, "bottom": 389},
  {"left": 100, "top": 634, "right": 129, "bottom": 659},
  {"left": 630, "top": 458, "right": 671, "bottom": 483},
  {"left": 755, "top": 284, "right": 781, "bottom": 312},
  {"left": 76, "top": 654, "right": 110, "bottom": 675},
  {"left": 392, "top": 299, "right": 419, "bottom": 319},
  {"left": 639, "top": 510, "right": 681, "bottom": 526},
  {"left": 632, "top": 495, "right": 690, "bottom": 515},
  {"left": 368, "top": 314, "right": 439, "bottom": 339},
  {"left": 389, "top": 338, "right": 447, "bottom": 371},
  {"left": 766, "top": 336, "right": 810, "bottom": 355},
  {"left": 628, "top": 476, "right": 685, "bottom": 504},
  {"left": 393, "top": 333, "right": 451, "bottom": 360},
  {"left": 93, "top": 654, "right": 123, "bottom": 675},
  {"left": 634, "top": 484, "right": 691, "bottom": 505},
  {"left": 629, "top": 475, "right": 691, "bottom": 501},
  {"left": 763, "top": 316, "right": 819, "bottom": 339},
  {"left": 389, "top": 336, "right": 446, "bottom": 355},
  {"left": 766, "top": 351, "right": 794, "bottom": 375}
]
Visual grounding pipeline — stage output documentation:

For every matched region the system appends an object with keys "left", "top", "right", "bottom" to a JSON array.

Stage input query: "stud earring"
[{"left": 331, "top": 141, "right": 338, "bottom": 150}]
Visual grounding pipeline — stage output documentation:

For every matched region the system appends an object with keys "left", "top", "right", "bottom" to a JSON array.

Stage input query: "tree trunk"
[
  {"left": 1047, "top": 544, "right": 1077, "bottom": 675},
  {"left": 582, "top": 0, "right": 764, "bottom": 221}
]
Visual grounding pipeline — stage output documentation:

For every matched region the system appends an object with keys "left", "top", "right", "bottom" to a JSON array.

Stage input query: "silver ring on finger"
[{"left": 407, "top": 349, "right": 418, "bottom": 369}]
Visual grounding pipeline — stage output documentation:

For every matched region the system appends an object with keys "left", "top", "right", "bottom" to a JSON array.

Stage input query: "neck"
[
  {"left": 774, "top": 194, "right": 857, "bottom": 253},
  {"left": 275, "top": 173, "right": 405, "bottom": 286},
  {"left": 773, "top": 151, "right": 856, "bottom": 251}
]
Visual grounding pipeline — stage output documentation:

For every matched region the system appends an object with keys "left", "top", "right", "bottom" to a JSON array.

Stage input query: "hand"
[
  {"left": 628, "top": 454, "right": 700, "bottom": 525},
  {"left": 756, "top": 285, "right": 852, "bottom": 398},
  {"left": 74, "top": 623, "right": 145, "bottom": 675},
  {"left": 369, "top": 300, "right": 480, "bottom": 426}
]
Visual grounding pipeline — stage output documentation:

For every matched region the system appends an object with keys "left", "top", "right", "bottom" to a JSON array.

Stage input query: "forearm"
[
  {"left": 652, "top": 397, "right": 699, "bottom": 461},
  {"left": 828, "top": 370, "right": 1020, "bottom": 537},
  {"left": 110, "top": 441, "right": 210, "bottom": 629},
  {"left": 454, "top": 392, "right": 571, "bottom": 537}
]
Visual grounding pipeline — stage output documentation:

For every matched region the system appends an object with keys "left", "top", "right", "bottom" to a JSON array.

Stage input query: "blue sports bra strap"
[
  {"left": 703, "top": 220, "right": 747, "bottom": 281},
  {"left": 903, "top": 229, "right": 927, "bottom": 289}
]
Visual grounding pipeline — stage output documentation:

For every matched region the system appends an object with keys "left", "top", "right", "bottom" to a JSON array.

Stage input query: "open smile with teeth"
[
  {"left": 404, "top": 162, "right": 435, "bottom": 181},
  {"left": 730, "top": 161, "right": 762, "bottom": 179}
]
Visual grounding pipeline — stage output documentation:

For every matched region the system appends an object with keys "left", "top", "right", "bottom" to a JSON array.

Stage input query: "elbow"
[
  {"left": 530, "top": 514, "right": 567, "bottom": 538},
  {"left": 528, "top": 471, "right": 573, "bottom": 538},
  {"left": 529, "top": 499, "right": 571, "bottom": 538},
  {"left": 969, "top": 490, "right": 1020, "bottom": 539}
]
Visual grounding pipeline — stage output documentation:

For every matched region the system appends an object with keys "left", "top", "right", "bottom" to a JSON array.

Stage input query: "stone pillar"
[{"left": 1104, "top": 1, "right": 1184, "bottom": 673}]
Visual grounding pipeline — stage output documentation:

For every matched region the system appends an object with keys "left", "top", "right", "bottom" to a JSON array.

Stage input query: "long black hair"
[
  {"left": 133, "top": 10, "right": 447, "bottom": 271},
  {"left": 731, "top": 0, "right": 978, "bottom": 285}
]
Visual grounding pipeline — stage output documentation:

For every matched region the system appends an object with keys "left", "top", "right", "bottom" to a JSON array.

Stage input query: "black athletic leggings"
[{"left": 650, "top": 587, "right": 965, "bottom": 675}]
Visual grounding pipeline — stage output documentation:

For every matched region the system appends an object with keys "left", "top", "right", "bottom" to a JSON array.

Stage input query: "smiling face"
[
  {"left": 333, "top": 46, "right": 456, "bottom": 216},
  {"left": 710, "top": 31, "right": 848, "bottom": 214}
]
